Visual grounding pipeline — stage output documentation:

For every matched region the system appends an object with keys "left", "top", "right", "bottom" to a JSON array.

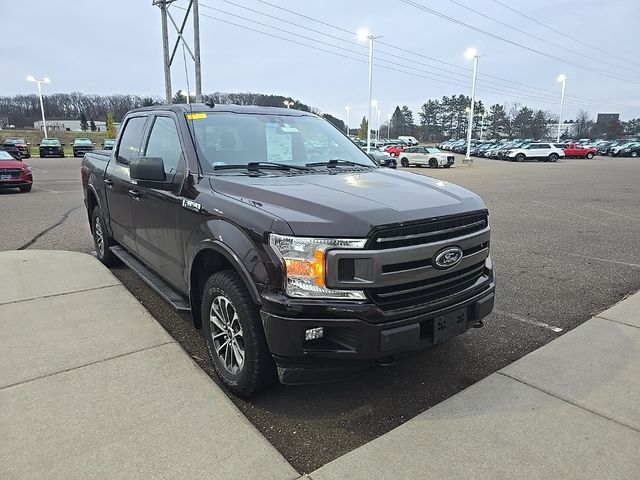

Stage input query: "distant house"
[{"left": 33, "top": 119, "right": 109, "bottom": 132}]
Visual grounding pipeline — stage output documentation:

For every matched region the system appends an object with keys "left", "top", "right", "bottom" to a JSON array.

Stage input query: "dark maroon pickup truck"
[{"left": 80, "top": 103, "right": 495, "bottom": 397}]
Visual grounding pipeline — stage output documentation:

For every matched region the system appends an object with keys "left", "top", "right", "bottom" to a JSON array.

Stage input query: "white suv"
[{"left": 506, "top": 142, "right": 565, "bottom": 162}]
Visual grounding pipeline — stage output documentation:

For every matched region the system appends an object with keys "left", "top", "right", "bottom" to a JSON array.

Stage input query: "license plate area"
[
  {"left": 433, "top": 308, "right": 468, "bottom": 344},
  {"left": 1, "top": 175, "right": 12, "bottom": 180}
]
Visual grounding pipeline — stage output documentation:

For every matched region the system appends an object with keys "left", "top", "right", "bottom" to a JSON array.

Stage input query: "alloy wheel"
[{"left": 210, "top": 296, "right": 245, "bottom": 375}]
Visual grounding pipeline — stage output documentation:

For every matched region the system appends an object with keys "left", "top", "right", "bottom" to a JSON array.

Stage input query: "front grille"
[
  {"left": 368, "top": 212, "right": 488, "bottom": 250},
  {"left": 363, "top": 212, "right": 490, "bottom": 310},
  {"left": 369, "top": 261, "right": 488, "bottom": 309},
  {"left": 0, "top": 169, "right": 22, "bottom": 178}
]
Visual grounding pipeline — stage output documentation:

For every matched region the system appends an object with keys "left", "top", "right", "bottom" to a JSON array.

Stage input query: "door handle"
[
  {"left": 103, "top": 178, "right": 113, "bottom": 188},
  {"left": 128, "top": 188, "right": 141, "bottom": 200}
]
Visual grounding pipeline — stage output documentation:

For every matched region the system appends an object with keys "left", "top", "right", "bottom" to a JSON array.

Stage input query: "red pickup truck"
[{"left": 562, "top": 144, "right": 597, "bottom": 159}]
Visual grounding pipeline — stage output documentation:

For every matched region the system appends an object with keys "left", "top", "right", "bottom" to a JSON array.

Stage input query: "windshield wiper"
[{"left": 305, "top": 159, "right": 370, "bottom": 168}]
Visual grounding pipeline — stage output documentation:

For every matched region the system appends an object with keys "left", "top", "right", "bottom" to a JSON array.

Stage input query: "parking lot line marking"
[
  {"left": 564, "top": 253, "right": 640, "bottom": 269},
  {"left": 582, "top": 205, "right": 640, "bottom": 222},
  {"left": 30, "top": 167, "right": 48, "bottom": 173},
  {"left": 531, "top": 201, "right": 609, "bottom": 226},
  {"left": 33, "top": 186, "right": 60, "bottom": 194},
  {"left": 494, "top": 308, "right": 563, "bottom": 333}
]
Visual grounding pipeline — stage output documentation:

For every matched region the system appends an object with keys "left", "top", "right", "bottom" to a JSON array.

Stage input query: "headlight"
[{"left": 269, "top": 234, "right": 366, "bottom": 299}]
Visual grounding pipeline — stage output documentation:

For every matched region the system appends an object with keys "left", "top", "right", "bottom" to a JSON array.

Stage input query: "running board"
[{"left": 109, "top": 245, "right": 191, "bottom": 312}]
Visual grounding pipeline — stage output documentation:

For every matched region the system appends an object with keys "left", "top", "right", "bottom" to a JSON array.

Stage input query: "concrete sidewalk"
[
  {"left": 0, "top": 250, "right": 298, "bottom": 480},
  {"left": 310, "top": 292, "right": 640, "bottom": 480}
]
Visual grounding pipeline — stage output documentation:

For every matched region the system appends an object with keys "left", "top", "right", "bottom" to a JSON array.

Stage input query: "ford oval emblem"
[{"left": 433, "top": 246, "right": 463, "bottom": 269}]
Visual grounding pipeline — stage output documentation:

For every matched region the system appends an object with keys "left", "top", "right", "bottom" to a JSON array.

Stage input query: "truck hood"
[{"left": 209, "top": 169, "right": 486, "bottom": 237}]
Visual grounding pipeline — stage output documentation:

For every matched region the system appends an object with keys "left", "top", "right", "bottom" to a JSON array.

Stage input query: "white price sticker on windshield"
[{"left": 266, "top": 126, "right": 293, "bottom": 162}]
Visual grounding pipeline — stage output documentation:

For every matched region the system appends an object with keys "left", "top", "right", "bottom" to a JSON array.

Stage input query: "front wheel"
[
  {"left": 91, "top": 206, "right": 117, "bottom": 266},
  {"left": 631, "top": 151, "right": 638, "bottom": 158},
  {"left": 201, "top": 271, "right": 276, "bottom": 398},
  {"left": 548, "top": 153, "right": 559, "bottom": 162},
  {"left": 515, "top": 153, "right": 525, "bottom": 162},
  {"left": 400, "top": 158, "right": 409, "bottom": 167},
  {"left": 586, "top": 152, "right": 594, "bottom": 159},
  {"left": 429, "top": 158, "right": 438, "bottom": 168}
]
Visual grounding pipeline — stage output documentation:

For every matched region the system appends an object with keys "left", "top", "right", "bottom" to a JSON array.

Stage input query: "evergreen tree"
[
  {"left": 79, "top": 112, "right": 89, "bottom": 132},
  {"left": 89, "top": 118, "right": 97, "bottom": 132}
]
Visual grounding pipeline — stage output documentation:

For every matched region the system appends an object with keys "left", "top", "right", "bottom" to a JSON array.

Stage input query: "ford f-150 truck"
[{"left": 80, "top": 104, "right": 495, "bottom": 398}]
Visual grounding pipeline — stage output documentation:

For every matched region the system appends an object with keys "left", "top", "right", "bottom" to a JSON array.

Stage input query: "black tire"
[
  {"left": 19, "top": 185, "right": 32, "bottom": 192},
  {"left": 201, "top": 271, "right": 276, "bottom": 398},
  {"left": 548, "top": 153, "right": 559, "bottom": 162},
  {"left": 400, "top": 157, "right": 409, "bottom": 168},
  {"left": 429, "top": 158, "right": 438, "bottom": 168},
  {"left": 91, "top": 206, "right": 117, "bottom": 266},
  {"left": 515, "top": 153, "right": 525, "bottom": 162},
  {"left": 443, "top": 165, "right": 451, "bottom": 168},
  {"left": 586, "top": 152, "right": 594, "bottom": 159}
]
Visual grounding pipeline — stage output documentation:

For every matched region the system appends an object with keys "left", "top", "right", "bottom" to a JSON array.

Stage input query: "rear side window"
[
  {"left": 538, "top": 143, "right": 551, "bottom": 149},
  {"left": 117, "top": 116, "right": 147, "bottom": 165},
  {"left": 145, "top": 116, "right": 184, "bottom": 179}
]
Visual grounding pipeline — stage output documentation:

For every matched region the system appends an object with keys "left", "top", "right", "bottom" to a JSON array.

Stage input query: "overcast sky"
[{"left": 3, "top": 0, "right": 639, "bottom": 124}]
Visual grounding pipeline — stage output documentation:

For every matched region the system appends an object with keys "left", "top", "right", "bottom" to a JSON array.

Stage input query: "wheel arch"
[{"left": 188, "top": 242, "right": 262, "bottom": 329}]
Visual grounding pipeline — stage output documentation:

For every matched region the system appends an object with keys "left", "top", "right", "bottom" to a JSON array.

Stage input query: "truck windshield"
[{"left": 189, "top": 112, "right": 376, "bottom": 173}]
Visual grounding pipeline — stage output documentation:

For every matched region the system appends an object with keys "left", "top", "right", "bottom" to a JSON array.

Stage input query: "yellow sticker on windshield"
[{"left": 186, "top": 112, "right": 208, "bottom": 120}]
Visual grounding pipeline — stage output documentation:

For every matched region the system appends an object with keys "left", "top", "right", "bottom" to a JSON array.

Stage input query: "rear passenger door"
[{"left": 130, "top": 114, "right": 187, "bottom": 291}]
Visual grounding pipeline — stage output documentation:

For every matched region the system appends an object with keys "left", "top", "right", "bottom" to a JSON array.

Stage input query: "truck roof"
[{"left": 128, "top": 103, "right": 316, "bottom": 117}]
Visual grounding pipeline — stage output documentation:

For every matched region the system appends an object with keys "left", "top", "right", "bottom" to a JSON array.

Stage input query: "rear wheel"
[
  {"left": 586, "top": 152, "right": 594, "bottom": 159},
  {"left": 515, "top": 153, "right": 525, "bottom": 162},
  {"left": 631, "top": 151, "right": 638, "bottom": 158},
  {"left": 400, "top": 157, "right": 409, "bottom": 167},
  {"left": 201, "top": 271, "right": 276, "bottom": 398},
  {"left": 19, "top": 185, "right": 32, "bottom": 192},
  {"left": 548, "top": 153, "right": 559, "bottom": 162},
  {"left": 92, "top": 206, "right": 117, "bottom": 266},
  {"left": 429, "top": 158, "right": 438, "bottom": 168}
]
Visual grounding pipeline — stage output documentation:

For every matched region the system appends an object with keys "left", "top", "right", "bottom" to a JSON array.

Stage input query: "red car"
[
  {"left": 384, "top": 144, "right": 404, "bottom": 156},
  {"left": 562, "top": 143, "right": 597, "bottom": 159},
  {"left": 0, "top": 150, "right": 33, "bottom": 192}
]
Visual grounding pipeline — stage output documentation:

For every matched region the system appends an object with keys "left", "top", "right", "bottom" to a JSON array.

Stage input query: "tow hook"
[{"left": 472, "top": 320, "right": 484, "bottom": 329}]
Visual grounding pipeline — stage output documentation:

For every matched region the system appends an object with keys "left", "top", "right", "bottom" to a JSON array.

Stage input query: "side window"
[
  {"left": 538, "top": 143, "right": 550, "bottom": 149},
  {"left": 116, "top": 116, "right": 147, "bottom": 165},
  {"left": 145, "top": 116, "right": 184, "bottom": 179}
]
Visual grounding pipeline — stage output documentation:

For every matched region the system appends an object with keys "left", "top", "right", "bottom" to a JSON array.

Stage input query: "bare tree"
[{"left": 575, "top": 110, "right": 593, "bottom": 137}]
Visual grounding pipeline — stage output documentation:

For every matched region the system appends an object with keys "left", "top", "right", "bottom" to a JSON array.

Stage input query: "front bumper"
[{"left": 260, "top": 272, "right": 495, "bottom": 384}]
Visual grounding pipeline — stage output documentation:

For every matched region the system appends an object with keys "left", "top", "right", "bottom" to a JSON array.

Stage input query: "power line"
[
  {"left": 247, "top": 0, "right": 633, "bottom": 107},
  {"left": 445, "top": 0, "right": 640, "bottom": 76},
  {"left": 186, "top": 5, "right": 610, "bottom": 109},
  {"left": 490, "top": 0, "right": 640, "bottom": 71},
  {"left": 399, "top": 0, "right": 640, "bottom": 86}
]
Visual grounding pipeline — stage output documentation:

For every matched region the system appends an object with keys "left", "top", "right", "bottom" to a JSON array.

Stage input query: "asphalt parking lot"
[{"left": 2, "top": 154, "right": 639, "bottom": 473}]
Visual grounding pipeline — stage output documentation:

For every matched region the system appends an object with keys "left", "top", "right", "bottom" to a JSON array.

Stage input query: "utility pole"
[
  {"left": 193, "top": 0, "right": 202, "bottom": 102},
  {"left": 154, "top": 0, "right": 202, "bottom": 104}
]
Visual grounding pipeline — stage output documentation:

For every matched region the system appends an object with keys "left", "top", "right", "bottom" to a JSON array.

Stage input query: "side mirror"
[{"left": 130, "top": 156, "right": 175, "bottom": 191}]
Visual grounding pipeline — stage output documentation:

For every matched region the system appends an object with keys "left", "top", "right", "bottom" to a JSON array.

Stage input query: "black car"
[
  {"left": 367, "top": 149, "right": 397, "bottom": 168},
  {"left": 72, "top": 138, "right": 95, "bottom": 157},
  {"left": 81, "top": 103, "right": 494, "bottom": 398},
  {"left": 39, "top": 138, "right": 65, "bottom": 158},
  {"left": 102, "top": 139, "right": 116, "bottom": 150},
  {"left": 2, "top": 138, "right": 30, "bottom": 158}
]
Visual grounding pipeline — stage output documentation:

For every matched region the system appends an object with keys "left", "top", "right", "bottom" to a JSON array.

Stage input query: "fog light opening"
[{"left": 305, "top": 327, "right": 324, "bottom": 341}]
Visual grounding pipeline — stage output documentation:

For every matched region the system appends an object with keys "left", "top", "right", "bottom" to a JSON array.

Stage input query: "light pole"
[
  {"left": 480, "top": 112, "right": 486, "bottom": 140},
  {"left": 358, "top": 28, "right": 375, "bottom": 152},
  {"left": 464, "top": 47, "right": 479, "bottom": 165},
  {"left": 376, "top": 107, "right": 381, "bottom": 142},
  {"left": 556, "top": 74, "right": 567, "bottom": 142},
  {"left": 27, "top": 75, "right": 51, "bottom": 138},
  {"left": 345, "top": 106, "right": 351, "bottom": 135},
  {"left": 387, "top": 113, "right": 392, "bottom": 138},
  {"left": 284, "top": 100, "right": 293, "bottom": 109}
]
